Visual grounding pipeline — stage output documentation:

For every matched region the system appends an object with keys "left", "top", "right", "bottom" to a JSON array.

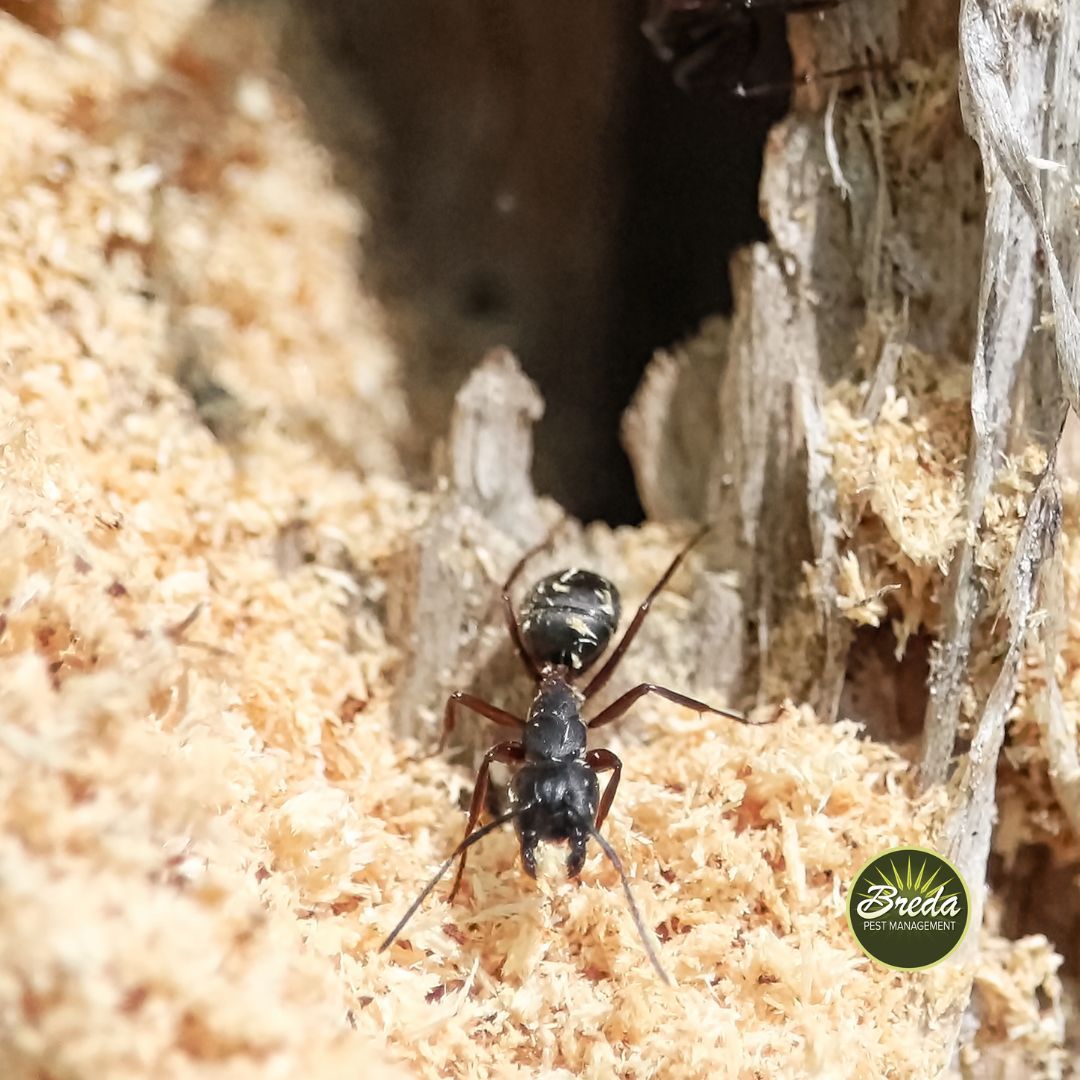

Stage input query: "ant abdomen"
[{"left": 519, "top": 569, "right": 621, "bottom": 673}]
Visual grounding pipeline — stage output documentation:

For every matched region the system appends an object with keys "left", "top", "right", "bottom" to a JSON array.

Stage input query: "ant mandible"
[{"left": 379, "top": 525, "right": 771, "bottom": 982}]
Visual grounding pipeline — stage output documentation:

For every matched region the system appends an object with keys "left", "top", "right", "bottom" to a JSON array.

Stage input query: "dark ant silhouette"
[
  {"left": 379, "top": 526, "right": 773, "bottom": 982},
  {"left": 643, "top": 0, "right": 858, "bottom": 96}
]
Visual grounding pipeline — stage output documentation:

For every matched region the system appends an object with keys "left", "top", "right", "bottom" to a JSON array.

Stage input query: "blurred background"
[{"left": 258, "top": 0, "right": 795, "bottom": 523}]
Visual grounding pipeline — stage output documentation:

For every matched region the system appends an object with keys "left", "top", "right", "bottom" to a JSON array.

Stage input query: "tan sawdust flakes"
[
  {"left": 823, "top": 349, "right": 1049, "bottom": 676},
  {"left": 121, "top": 11, "right": 406, "bottom": 476},
  {"left": 0, "top": 2, "right": 1070, "bottom": 1076},
  {"left": 826, "top": 383, "right": 969, "bottom": 570},
  {"left": 32, "top": 0, "right": 210, "bottom": 84},
  {"left": 359, "top": 708, "right": 951, "bottom": 1076},
  {"left": 0, "top": 508, "right": 401, "bottom": 1078},
  {"left": 954, "top": 930, "right": 1068, "bottom": 1078},
  {"left": 818, "top": 345, "right": 1076, "bottom": 1068},
  {"left": 834, "top": 548, "right": 897, "bottom": 627},
  {"left": 1, "top": 648, "right": 354, "bottom": 1054},
  {"left": 0, "top": 24, "right": 405, "bottom": 1080},
  {"left": 0, "top": 17, "right": 117, "bottom": 116}
]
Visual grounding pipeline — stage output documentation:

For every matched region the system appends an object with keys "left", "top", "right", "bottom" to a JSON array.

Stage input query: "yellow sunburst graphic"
[{"left": 855, "top": 854, "right": 961, "bottom": 907}]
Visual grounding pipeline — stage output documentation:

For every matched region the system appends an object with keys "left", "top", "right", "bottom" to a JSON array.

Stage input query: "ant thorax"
[{"left": 524, "top": 674, "right": 587, "bottom": 763}]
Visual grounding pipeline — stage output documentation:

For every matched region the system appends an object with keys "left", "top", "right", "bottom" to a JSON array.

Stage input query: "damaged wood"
[
  {"left": 442, "top": 347, "right": 545, "bottom": 538},
  {"left": 621, "top": 318, "right": 728, "bottom": 524},
  {"left": 942, "top": 462, "right": 1062, "bottom": 927},
  {"left": 918, "top": 170, "right": 1038, "bottom": 788},
  {"left": 1036, "top": 529, "right": 1080, "bottom": 838},
  {"left": 389, "top": 350, "right": 554, "bottom": 743},
  {"left": 923, "top": 0, "right": 1080, "bottom": 795}
]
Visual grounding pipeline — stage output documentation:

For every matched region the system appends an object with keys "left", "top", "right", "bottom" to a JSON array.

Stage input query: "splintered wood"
[{"left": 624, "top": 0, "right": 1080, "bottom": 1072}]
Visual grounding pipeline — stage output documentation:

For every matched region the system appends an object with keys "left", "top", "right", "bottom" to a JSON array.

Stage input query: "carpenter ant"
[
  {"left": 379, "top": 526, "right": 772, "bottom": 982},
  {"left": 643, "top": 0, "right": 859, "bottom": 96}
]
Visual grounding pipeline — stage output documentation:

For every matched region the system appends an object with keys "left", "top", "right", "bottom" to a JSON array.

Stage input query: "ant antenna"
[
  {"left": 378, "top": 804, "right": 536, "bottom": 953},
  {"left": 728, "top": 59, "right": 887, "bottom": 100},
  {"left": 585, "top": 821, "right": 672, "bottom": 985}
]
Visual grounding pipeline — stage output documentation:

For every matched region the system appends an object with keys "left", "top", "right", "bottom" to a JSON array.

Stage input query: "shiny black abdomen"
[
  {"left": 511, "top": 761, "right": 599, "bottom": 841},
  {"left": 519, "top": 569, "right": 621, "bottom": 674}
]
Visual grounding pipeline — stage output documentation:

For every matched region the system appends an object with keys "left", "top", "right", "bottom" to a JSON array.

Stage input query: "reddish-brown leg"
[
  {"left": 447, "top": 741, "right": 525, "bottom": 901},
  {"left": 587, "top": 681, "right": 750, "bottom": 730},
  {"left": 438, "top": 692, "right": 525, "bottom": 753},
  {"left": 586, "top": 747, "right": 622, "bottom": 830},
  {"left": 501, "top": 521, "right": 566, "bottom": 679},
  {"left": 582, "top": 526, "right": 709, "bottom": 699}
]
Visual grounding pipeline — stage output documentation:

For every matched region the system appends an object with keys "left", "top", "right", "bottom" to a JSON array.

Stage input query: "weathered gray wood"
[
  {"left": 621, "top": 317, "right": 728, "bottom": 524},
  {"left": 389, "top": 351, "right": 553, "bottom": 743},
  {"left": 443, "top": 347, "right": 545, "bottom": 538}
]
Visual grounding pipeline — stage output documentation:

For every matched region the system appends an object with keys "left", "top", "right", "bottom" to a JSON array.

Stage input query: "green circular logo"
[{"left": 846, "top": 846, "right": 970, "bottom": 970}]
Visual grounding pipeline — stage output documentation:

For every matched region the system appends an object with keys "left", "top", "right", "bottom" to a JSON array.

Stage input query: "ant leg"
[
  {"left": 733, "top": 0, "right": 846, "bottom": 11},
  {"left": 447, "top": 741, "right": 525, "bottom": 901},
  {"left": 502, "top": 520, "right": 566, "bottom": 679},
  {"left": 438, "top": 692, "right": 525, "bottom": 752},
  {"left": 672, "top": 9, "right": 755, "bottom": 93},
  {"left": 588, "top": 682, "right": 752, "bottom": 731},
  {"left": 582, "top": 526, "right": 709, "bottom": 699},
  {"left": 586, "top": 748, "right": 622, "bottom": 831}
]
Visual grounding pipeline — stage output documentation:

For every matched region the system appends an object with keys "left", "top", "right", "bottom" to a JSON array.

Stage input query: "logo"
[{"left": 846, "top": 846, "right": 970, "bottom": 970}]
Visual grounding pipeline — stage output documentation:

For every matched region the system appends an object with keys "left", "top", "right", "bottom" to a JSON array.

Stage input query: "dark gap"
[
  {"left": 595, "top": 15, "right": 790, "bottom": 524},
  {"left": 988, "top": 845, "right": 1080, "bottom": 977},
  {"left": 273, "top": 1, "right": 792, "bottom": 525},
  {"left": 839, "top": 623, "right": 932, "bottom": 748},
  {"left": 609, "top": 12, "right": 791, "bottom": 362}
]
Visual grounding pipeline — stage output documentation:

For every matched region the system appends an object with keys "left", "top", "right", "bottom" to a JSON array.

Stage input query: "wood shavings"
[
  {"left": 0, "top": 0, "right": 1076, "bottom": 1076},
  {"left": 369, "top": 709, "right": 955, "bottom": 1078},
  {"left": 962, "top": 932, "right": 1067, "bottom": 1078},
  {"left": 834, "top": 551, "right": 900, "bottom": 627},
  {"left": 0, "top": 197, "right": 972, "bottom": 1072}
]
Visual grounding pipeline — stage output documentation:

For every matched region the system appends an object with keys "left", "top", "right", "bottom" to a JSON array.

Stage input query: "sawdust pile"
[
  {"left": 823, "top": 347, "right": 1045, "bottom": 645},
  {"left": 817, "top": 345, "right": 1075, "bottom": 1072},
  {"left": 0, "top": 3, "right": 1073, "bottom": 1078},
  {"left": 823, "top": 347, "right": 1080, "bottom": 860}
]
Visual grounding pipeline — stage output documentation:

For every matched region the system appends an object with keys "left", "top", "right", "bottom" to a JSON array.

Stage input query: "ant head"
[{"left": 519, "top": 569, "right": 621, "bottom": 674}]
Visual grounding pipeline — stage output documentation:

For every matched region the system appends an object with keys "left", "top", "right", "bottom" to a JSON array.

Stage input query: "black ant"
[
  {"left": 379, "top": 526, "right": 772, "bottom": 982},
  {"left": 643, "top": 0, "right": 860, "bottom": 96}
]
